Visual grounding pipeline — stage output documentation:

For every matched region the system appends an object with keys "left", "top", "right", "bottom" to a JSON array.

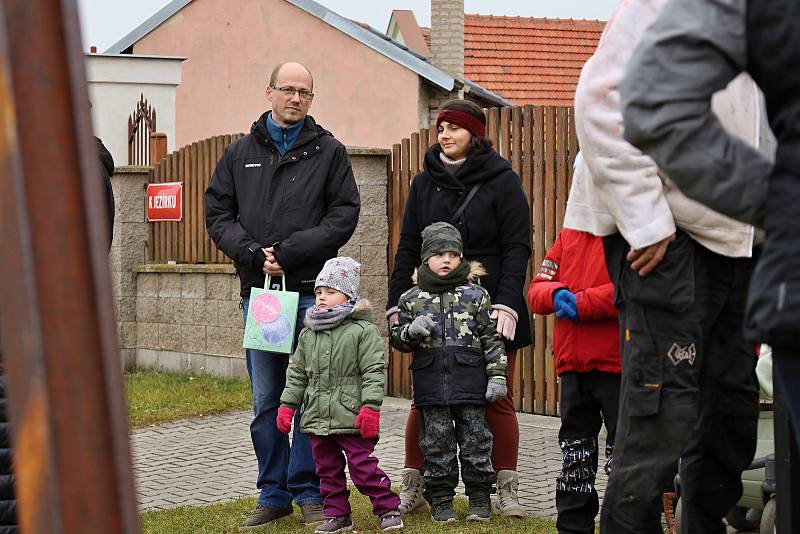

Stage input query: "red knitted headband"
[{"left": 436, "top": 109, "right": 486, "bottom": 138}]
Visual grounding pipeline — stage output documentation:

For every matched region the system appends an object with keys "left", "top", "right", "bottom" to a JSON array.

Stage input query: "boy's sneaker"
[
  {"left": 379, "top": 511, "right": 404, "bottom": 531},
  {"left": 466, "top": 494, "right": 491, "bottom": 522},
  {"left": 314, "top": 516, "right": 354, "bottom": 533},
  {"left": 430, "top": 501, "right": 457, "bottom": 523},
  {"left": 398, "top": 468, "right": 426, "bottom": 514}
]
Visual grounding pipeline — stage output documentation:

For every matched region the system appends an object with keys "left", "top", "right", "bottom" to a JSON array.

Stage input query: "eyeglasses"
[{"left": 271, "top": 85, "right": 314, "bottom": 100}]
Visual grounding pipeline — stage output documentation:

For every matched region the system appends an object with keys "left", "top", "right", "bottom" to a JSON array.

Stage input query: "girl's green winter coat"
[{"left": 280, "top": 299, "right": 385, "bottom": 435}]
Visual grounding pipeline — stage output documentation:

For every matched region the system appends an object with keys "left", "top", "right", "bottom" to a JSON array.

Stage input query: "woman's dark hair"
[{"left": 439, "top": 99, "right": 494, "bottom": 155}]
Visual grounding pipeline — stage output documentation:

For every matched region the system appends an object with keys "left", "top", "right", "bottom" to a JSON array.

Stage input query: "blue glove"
[{"left": 553, "top": 289, "right": 578, "bottom": 321}]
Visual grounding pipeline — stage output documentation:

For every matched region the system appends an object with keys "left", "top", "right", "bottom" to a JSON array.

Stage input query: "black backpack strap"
[{"left": 448, "top": 183, "right": 482, "bottom": 225}]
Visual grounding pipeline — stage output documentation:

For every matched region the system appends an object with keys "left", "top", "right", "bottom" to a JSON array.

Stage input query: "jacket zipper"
[
  {"left": 440, "top": 295, "right": 448, "bottom": 402},
  {"left": 449, "top": 302, "right": 455, "bottom": 331}
]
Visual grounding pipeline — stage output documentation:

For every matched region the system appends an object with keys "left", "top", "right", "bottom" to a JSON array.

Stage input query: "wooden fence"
[
  {"left": 387, "top": 105, "right": 579, "bottom": 416},
  {"left": 148, "top": 134, "right": 242, "bottom": 264}
]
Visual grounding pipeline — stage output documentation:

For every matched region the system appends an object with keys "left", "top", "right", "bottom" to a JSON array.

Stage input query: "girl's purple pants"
[{"left": 309, "top": 434, "right": 400, "bottom": 518}]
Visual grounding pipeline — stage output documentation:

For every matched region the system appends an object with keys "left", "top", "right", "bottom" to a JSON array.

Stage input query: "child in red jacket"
[{"left": 527, "top": 228, "right": 620, "bottom": 534}]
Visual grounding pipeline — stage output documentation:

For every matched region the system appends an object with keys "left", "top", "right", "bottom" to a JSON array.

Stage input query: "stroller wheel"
[
  {"left": 759, "top": 497, "right": 776, "bottom": 534},
  {"left": 726, "top": 506, "right": 760, "bottom": 531}
]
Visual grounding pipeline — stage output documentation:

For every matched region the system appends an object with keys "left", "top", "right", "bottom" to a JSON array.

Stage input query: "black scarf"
[{"left": 416, "top": 261, "right": 470, "bottom": 293}]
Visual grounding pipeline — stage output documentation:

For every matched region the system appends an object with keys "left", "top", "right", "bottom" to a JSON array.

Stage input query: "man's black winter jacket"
[
  {"left": 96, "top": 137, "right": 115, "bottom": 251},
  {"left": 205, "top": 113, "right": 360, "bottom": 296}
]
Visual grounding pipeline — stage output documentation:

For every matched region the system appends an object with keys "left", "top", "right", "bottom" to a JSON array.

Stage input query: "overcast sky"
[{"left": 77, "top": 0, "right": 617, "bottom": 52}]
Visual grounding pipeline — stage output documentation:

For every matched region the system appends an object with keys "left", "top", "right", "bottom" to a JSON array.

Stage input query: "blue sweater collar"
[{"left": 266, "top": 112, "right": 304, "bottom": 155}]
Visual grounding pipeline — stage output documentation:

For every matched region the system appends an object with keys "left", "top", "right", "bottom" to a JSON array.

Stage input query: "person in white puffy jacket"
[{"left": 564, "top": 0, "right": 775, "bottom": 532}]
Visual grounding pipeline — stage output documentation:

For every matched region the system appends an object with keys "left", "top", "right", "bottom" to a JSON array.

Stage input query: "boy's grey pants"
[{"left": 419, "top": 404, "right": 496, "bottom": 506}]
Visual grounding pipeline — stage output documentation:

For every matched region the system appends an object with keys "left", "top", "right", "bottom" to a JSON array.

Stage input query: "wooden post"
[
  {"left": 149, "top": 132, "right": 167, "bottom": 166},
  {"left": 0, "top": 1, "right": 139, "bottom": 532}
]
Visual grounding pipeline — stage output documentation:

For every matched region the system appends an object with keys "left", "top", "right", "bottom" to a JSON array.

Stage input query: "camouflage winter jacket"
[{"left": 390, "top": 262, "right": 507, "bottom": 406}]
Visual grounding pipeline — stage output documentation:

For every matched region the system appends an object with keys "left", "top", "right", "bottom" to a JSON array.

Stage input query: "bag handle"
[
  {"left": 264, "top": 274, "right": 287, "bottom": 290},
  {"left": 449, "top": 183, "right": 482, "bottom": 225}
]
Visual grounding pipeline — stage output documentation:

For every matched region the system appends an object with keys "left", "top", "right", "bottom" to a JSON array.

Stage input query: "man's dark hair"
[
  {"left": 269, "top": 63, "right": 314, "bottom": 90},
  {"left": 440, "top": 99, "right": 494, "bottom": 155}
]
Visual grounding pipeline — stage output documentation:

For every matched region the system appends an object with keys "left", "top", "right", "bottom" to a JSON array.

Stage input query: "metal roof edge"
[
  {"left": 463, "top": 80, "right": 514, "bottom": 107},
  {"left": 104, "top": 0, "right": 193, "bottom": 54},
  {"left": 86, "top": 53, "right": 187, "bottom": 61},
  {"left": 285, "top": 0, "right": 454, "bottom": 92}
]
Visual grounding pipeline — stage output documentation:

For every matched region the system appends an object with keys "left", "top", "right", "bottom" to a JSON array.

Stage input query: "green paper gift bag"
[{"left": 243, "top": 275, "right": 299, "bottom": 354}]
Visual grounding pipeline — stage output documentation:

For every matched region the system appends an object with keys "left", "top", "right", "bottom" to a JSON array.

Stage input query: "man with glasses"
[{"left": 205, "top": 62, "right": 360, "bottom": 529}]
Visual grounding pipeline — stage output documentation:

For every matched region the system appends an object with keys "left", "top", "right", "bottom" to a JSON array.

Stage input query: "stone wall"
[
  {"left": 111, "top": 147, "right": 391, "bottom": 378},
  {"left": 426, "top": 85, "right": 464, "bottom": 126},
  {"left": 131, "top": 264, "right": 245, "bottom": 377}
]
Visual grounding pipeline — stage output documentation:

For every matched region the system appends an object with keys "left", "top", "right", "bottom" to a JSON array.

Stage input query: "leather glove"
[
  {"left": 407, "top": 315, "right": 435, "bottom": 339},
  {"left": 251, "top": 247, "right": 267, "bottom": 270},
  {"left": 276, "top": 406, "right": 294, "bottom": 434},
  {"left": 354, "top": 406, "right": 381, "bottom": 439},
  {"left": 553, "top": 289, "right": 578, "bottom": 321},
  {"left": 485, "top": 377, "right": 508, "bottom": 403},
  {"left": 490, "top": 309, "right": 517, "bottom": 340}
]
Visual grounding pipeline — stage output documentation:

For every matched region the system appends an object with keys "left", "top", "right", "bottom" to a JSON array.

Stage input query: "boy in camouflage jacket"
[{"left": 390, "top": 222, "right": 508, "bottom": 523}]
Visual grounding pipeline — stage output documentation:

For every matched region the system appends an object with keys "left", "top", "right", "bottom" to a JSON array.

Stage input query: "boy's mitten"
[
  {"left": 354, "top": 406, "right": 381, "bottom": 439},
  {"left": 276, "top": 406, "right": 294, "bottom": 434},
  {"left": 408, "top": 315, "right": 435, "bottom": 339},
  {"left": 485, "top": 377, "right": 508, "bottom": 402},
  {"left": 553, "top": 289, "right": 578, "bottom": 321}
]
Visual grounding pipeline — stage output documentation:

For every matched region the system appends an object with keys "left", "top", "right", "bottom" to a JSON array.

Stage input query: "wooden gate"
[
  {"left": 148, "top": 134, "right": 243, "bottom": 263},
  {"left": 387, "top": 105, "right": 578, "bottom": 416}
]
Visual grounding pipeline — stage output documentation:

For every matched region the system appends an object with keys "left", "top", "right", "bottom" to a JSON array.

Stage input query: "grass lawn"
[
  {"left": 126, "top": 371, "right": 251, "bottom": 428},
  {"left": 141, "top": 493, "right": 558, "bottom": 534},
  {"left": 130, "top": 372, "right": 560, "bottom": 532}
]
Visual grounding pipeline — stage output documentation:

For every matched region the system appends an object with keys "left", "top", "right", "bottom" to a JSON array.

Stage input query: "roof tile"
[{"left": 463, "top": 14, "right": 605, "bottom": 106}]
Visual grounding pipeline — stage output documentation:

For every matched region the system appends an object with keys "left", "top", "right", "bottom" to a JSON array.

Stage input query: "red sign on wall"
[{"left": 147, "top": 182, "right": 183, "bottom": 222}]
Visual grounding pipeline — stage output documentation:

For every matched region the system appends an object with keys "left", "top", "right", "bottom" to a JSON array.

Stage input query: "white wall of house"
[{"left": 86, "top": 53, "right": 184, "bottom": 166}]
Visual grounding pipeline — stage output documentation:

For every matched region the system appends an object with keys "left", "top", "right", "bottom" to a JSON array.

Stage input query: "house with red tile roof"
[
  {"left": 103, "top": 0, "right": 510, "bottom": 149},
  {"left": 388, "top": 10, "right": 606, "bottom": 106}
]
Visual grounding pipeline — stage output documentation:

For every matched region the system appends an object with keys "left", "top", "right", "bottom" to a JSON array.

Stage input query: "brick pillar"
[
  {"left": 109, "top": 166, "right": 151, "bottom": 370},
  {"left": 431, "top": 0, "right": 464, "bottom": 81}
]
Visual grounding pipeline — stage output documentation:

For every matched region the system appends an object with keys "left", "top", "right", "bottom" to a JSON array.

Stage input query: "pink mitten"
[
  {"left": 276, "top": 406, "right": 295, "bottom": 434},
  {"left": 353, "top": 406, "right": 380, "bottom": 439}
]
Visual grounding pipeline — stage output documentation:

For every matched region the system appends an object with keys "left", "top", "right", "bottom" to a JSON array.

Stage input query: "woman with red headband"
[{"left": 387, "top": 99, "right": 532, "bottom": 519}]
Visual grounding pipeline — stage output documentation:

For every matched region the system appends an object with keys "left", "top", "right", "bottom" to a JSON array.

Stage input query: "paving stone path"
[
  {"left": 132, "top": 397, "right": 756, "bottom": 533},
  {"left": 131, "top": 396, "right": 610, "bottom": 518}
]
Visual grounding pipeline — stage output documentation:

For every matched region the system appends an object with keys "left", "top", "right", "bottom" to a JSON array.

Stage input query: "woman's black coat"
[{"left": 388, "top": 144, "right": 532, "bottom": 350}]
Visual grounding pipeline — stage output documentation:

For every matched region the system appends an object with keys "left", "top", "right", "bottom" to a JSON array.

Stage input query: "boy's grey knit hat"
[
  {"left": 421, "top": 222, "right": 463, "bottom": 263},
  {"left": 315, "top": 256, "right": 361, "bottom": 298}
]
